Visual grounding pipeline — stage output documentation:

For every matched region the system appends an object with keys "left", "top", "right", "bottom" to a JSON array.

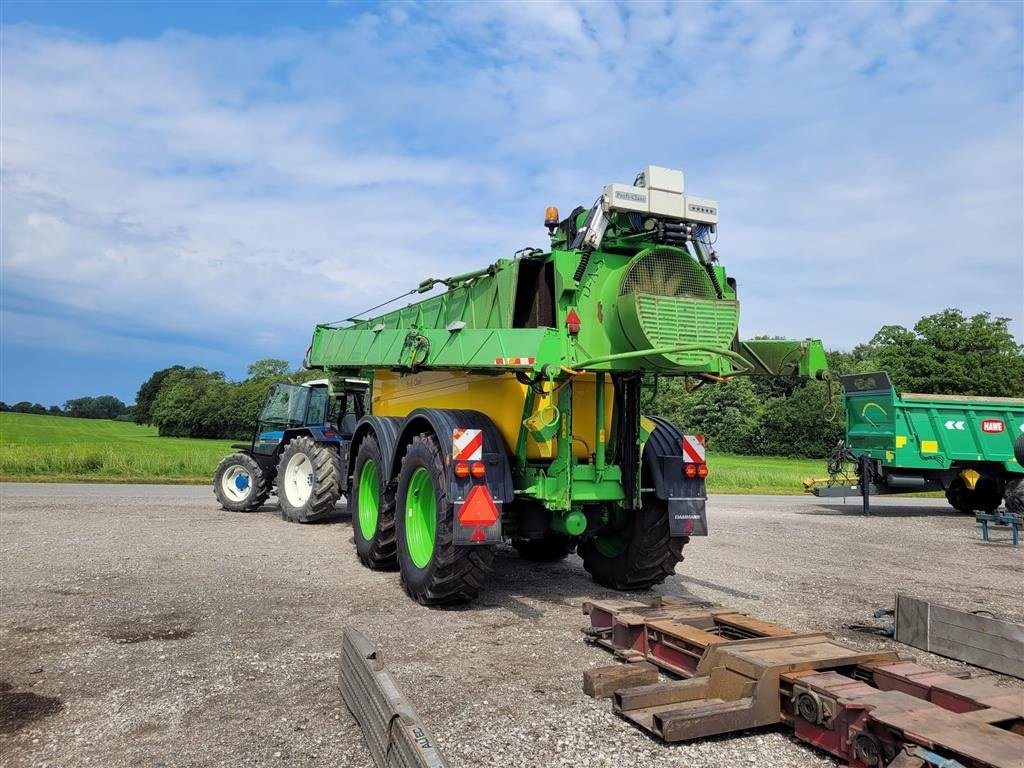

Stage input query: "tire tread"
[
  {"left": 277, "top": 436, "right": 342, "bottom": 523},
  {"left": 397, "top": 433, "right": 494, "bottom": 605}
]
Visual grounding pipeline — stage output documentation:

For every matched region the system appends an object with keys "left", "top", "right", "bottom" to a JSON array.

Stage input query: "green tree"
[
  {"left": 247, "top": 358, "right": 290, "bottom": 380},
  {"left": 150, "top": 368, "right": 234, "bottom": 438},
  {"left": 63, "top": 396, "right": 127, "bottom": 420},
  {"left": 868, "top": 309, "right": 1024, "bottom": 396},
  {"left": 743, "top": 380, "right": 844, "bottom": 458},
  {"left": 134, "top": 366, "right": 185, "bottom": 425},
  {"left": 651, "top": 377, "right": 763, "bottom": 454},
  {"left": 11, "top": 402, "right": 47, "bottom": 415}
]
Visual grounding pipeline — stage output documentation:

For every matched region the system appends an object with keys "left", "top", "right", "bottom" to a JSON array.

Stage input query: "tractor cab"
[{"left": 251, "top": 378, "right": 367, "bottom": 457}]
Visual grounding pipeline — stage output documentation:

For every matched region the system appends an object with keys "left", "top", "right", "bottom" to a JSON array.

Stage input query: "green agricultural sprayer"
[{"left": 222, "top": 165, "right": 831, "bottom": 605}]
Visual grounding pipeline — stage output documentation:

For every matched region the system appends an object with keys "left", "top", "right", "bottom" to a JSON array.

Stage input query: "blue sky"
[{"left": 1, "top": 0, "right": 1022, "bottom": 407}]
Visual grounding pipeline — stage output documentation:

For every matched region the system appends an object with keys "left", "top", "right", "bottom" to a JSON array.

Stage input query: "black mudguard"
[{"left": 643, "top": 416, "right": 708, "bottom": 537}]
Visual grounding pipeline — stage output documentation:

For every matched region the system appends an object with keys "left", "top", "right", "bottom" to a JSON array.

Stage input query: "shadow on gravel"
[
  {"left": 799, "top": 504, "right": 959, "bottom": 519},
  {"left": 450, "top": 546, "right": 711, "bottom": 620},
  {"left": 234, "top": 503, "right": 353, "bottom": 525},
  {"left": 0, "top": 680, "right": 64, "bottom": 734},
  {"left": 676, "top": 575, "right": 760, "bottom": 600},
  {"left": 103, "top": 611, "right": 198, "bottom": 644}
]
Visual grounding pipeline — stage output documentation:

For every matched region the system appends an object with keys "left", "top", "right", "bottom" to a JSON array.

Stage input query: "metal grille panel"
[
  {"left": 635, "top": 295, "right": 738, "bottom": 362},
  {"left": 620, "top": 248, "right": 716, "bottom": 299}
]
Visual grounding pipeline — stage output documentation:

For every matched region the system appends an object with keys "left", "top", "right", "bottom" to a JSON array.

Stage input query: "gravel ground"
[{"left": 1, "top": 483, "right": 1021, "bottom": 768}]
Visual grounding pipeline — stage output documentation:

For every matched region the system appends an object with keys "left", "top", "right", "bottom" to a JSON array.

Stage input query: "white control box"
[
  {"left": 602, "top": 168, "right": 718, "bottom": 226},
  {"left": 683, "top": 196, "right": 719, "bottom": 225},
  {"left": 641, "top": 165, "right": 684, "bottom": 194},
  {"left": 603, "top": 183, "right": 649, "bottom": 213},
  {"left": 648, "top": 188, "right": 686, "bottom": 218}
]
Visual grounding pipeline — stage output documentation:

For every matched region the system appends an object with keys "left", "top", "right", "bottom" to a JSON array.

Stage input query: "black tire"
[
  {"left": 945, "top": 477, "right": 975, "bottom": 514},
  {"left": 1003, "top": 477, "right": 1023, "bottom": 516},
  {"left": 351, "top": 435, "right": 397, "bottom": 570},
  {"left": 974, "top": 475, "right": 1003, "bottom": 514},
  {"left": 513, "top": 533, "right": 572, "bottom": 562},
  {"left": 579, "top": 495, "right": 685, "bottom": 591},
  {"left": 276, "top": 436, "right": 343, "bottom": 523},
  {"left": 1015, "top": 434, "right": 1024, "bottom": 466},
  {"left": 395, "top": 433, "right": 494, "bottom": 605},
  {"left": 213, "top": 453, "right": 269, "bottom": 512}
]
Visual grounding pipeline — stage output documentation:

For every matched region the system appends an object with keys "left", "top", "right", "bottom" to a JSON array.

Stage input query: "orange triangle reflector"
[{"left": 458, "top": 485, "right": 500, "bottom": 527}]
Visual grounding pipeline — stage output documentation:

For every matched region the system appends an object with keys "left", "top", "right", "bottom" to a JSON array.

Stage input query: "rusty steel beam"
[
  {"left": 339, "top": 626, "right": 449, "bottom": 768},
  {"left": 583, "top": 598, "right": 1024, "bottom": 768}
]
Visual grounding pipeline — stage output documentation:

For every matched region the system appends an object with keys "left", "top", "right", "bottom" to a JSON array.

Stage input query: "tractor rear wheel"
[
  {"left": 513, "top": 533, "right": 572, "bottom": 562},
  {"left": 276, "top": 436, "right": 342, "bottom": 523},
  {"left": 213, "top": 453, "right": 269, "bottom": 512},
  {"left": 395, "top": 433, "right": 493, "bottom": 605},
  {"left": 579, "top": 496, "right": 685, "bottom": 591},
  {"left": 352, "top": 435, "right": 397, "bottom": 570}
]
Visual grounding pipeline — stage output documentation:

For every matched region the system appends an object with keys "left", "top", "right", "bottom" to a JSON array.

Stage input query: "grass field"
[
  {"left": 0, "top": 412, "right": 236, "bottom": 484},
  {"left": 0, "top": 411, "right": 826, "bottom": 493}
]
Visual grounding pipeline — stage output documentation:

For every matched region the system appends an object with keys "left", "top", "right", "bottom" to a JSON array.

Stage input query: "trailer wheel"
[
  {"left": 579, "top": 495, "right": 685, "bottom": 591},
  {"left": 213, "top": 453, "right": 269, "bottom": 512},
  {"left": 1004, "top": 477, "right": 1024, "bottom": 516},
  {"left": 277, "top": 436, "right": 342, "bottom": 523},
  {"left": 395, "top": 433, "right": 494, "bottom": 605},
  {"left": 945, "top": 477, "right": 975, "bottom": 514},
  {"left": 974, "top": 475, "right": 1004, "bottom": 513},
  {"left": 513, "top": 533, "right": 572, "bottom": 562},
  {"left": 1015, "top": 434, "right": 1024, "bottom": 466},
  {"left": 352, "top": 435, "right": 397, "bottom": 570},
  {"left": 945, "top": 475, "right": 1001, "bottom": 514}
]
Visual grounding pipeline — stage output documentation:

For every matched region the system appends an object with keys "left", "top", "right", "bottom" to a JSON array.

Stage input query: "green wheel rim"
[
  {"left": 357, "top": 459, "right": 380, "bottom": 541},
  {"left": 594, "top": 533, "right": 627, "bottom": 558},
  {"left": 405, "top": 467, "right": 437, "bottom": 569}
]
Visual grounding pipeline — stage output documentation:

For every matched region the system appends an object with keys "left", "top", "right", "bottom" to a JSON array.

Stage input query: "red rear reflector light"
[
  {"left": 454, "top": 461, "right": 470, "bottom": 478},
  {"left": 685, "top": 464, "right": 697, "bottom": 478},
  {"left": 698, "top": 464, "right": 709, "bottom": 479},
  {"left": 470, "top": 461, "right": 486, "bottom": 479},
  {"left": 566, "top": 307, "right": 581, "bottom": 334},
  {"left": 323, "top": 429, "right": 336, "bottom": 439}
]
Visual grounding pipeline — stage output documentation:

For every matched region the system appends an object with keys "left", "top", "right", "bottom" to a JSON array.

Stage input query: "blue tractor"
[{"left": 212, "top": 378, "right": 368, "bottom": 522}]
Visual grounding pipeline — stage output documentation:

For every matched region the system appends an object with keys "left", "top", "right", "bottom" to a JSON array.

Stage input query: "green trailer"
[{"left": 810, "top": 371, "right": 1024, "bottom": 514}]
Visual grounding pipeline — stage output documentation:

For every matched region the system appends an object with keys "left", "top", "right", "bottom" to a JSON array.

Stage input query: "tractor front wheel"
[
  {"left": 213, "top": 453, "right": 269, "bottom": 512},
  {"left": 276, "top": 436, "right": 342, "bottom": 523},
  {"left": 395, "top": 433, "right": 494, "bottom": 605},
  {"left": 579, "top": 496, "right": 685, "bottom": 591},
  {"left": 352, "top": 435, "right": 397, "bottom": 570}
]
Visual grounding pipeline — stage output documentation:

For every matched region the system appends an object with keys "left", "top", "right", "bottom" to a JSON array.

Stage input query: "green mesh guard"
[
  {"left": 615, "top": 247, "right": 739, "bottom": 372},
  {"left": 619, "top": 247, "right": 716, "bottom": 300}
]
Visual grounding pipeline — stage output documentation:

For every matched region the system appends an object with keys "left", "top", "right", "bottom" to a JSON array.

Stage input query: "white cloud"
[{"left": 0, "top": 0, "right": 1021, "bottom": 398}]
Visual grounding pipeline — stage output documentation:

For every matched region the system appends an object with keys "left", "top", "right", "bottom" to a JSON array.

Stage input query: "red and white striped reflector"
[
  {"left": 493, "top": 357, "right": 536, "bottom": 366},
  {"left": 453, "top": 428, "right": 483, "bottom": 461},
  {"left": 682, "top": 435, "right": 706, "bottom": 463}
]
